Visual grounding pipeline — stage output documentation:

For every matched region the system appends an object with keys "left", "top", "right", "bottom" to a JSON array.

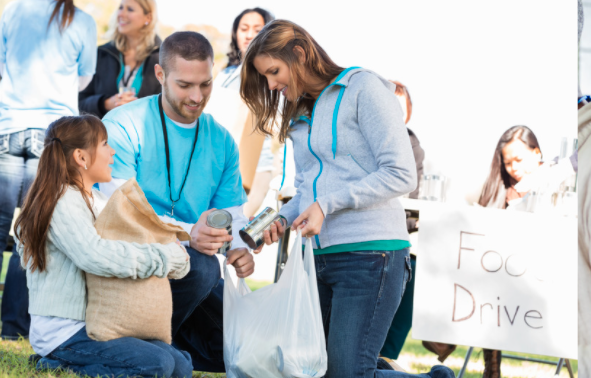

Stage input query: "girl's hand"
[
  {"left": 292, "top": 202, "right": 325, "bottom": 237},
  {"left": 253, "top": 216, "right": 285, "bottom": 252},
  {"left": 176, "top": 240, "right": 189, "bottom": 261}
]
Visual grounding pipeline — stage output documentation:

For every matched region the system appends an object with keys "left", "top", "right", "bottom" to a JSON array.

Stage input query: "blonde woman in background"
[{"left": 79, "top": 0, "right": 162, "bottom": 118}]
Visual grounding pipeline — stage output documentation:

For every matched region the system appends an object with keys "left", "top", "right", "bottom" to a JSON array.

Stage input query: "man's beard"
[{"left": 163, "top": 81, "right": 209, "bottom": 122}]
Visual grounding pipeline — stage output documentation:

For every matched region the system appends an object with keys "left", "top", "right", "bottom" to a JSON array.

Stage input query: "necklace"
[{"left": 158, "top": 94, "right": 200, "bottom": 217}]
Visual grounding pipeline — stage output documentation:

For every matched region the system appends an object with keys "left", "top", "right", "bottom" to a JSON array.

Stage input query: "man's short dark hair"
[{"left": 160, "top": 32, "right": 214, "bottom": 74}]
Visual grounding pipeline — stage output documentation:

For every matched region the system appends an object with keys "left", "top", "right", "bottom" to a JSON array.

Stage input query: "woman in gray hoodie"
[{"left": 240, "top": 19, "right": 454, "bottom": 378}]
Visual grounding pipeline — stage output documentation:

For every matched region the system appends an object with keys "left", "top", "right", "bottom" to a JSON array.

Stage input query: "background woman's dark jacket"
[
  {"left": 79, "top": 37, "right": 162, "bottom": 118},
  {"left": 406, "top": 128, "right": 424, "bottom": 231}
]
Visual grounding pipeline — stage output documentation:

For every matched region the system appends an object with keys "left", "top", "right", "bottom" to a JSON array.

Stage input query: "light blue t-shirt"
[
  {"left": 0, "top": 0, "right": 97, "bottom": 134},
  {"left": 102, "top": 95, "right": 247, "bottom": 224}
]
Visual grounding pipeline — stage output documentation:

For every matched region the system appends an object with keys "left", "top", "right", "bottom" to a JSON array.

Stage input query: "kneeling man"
[{"left": 100, "top": 31, "right": 269, "bottom": 372}]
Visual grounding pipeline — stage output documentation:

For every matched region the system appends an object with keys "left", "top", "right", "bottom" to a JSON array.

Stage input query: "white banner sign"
[{"left": 412, "top": 203, "right": 577, "bottom": 359}]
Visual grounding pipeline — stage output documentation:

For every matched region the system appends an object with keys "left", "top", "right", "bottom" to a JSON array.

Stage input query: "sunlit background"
[{"left": 0, "top": 0, "right": 577, "bottom": 204}]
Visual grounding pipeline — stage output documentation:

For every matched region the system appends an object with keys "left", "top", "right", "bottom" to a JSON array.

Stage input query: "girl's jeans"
[
  {"left": 316, "top": 248, "right": 455, "bottom": 378},
  {"left": 37, "top": 327, "right": 193, "bottom": 378}
]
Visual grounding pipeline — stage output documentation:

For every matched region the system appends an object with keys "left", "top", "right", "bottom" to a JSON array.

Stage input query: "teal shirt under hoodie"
[{"left": 279, "top": 68, "right": 417, "bottom": 252}]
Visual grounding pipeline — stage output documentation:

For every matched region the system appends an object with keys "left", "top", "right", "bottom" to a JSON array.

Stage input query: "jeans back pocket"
[
  {"left": 0, "top": 134, "right": 8, "bottom": 155},
  {"left": 29, "top": 129, "right": 45, "bottom": 158}
]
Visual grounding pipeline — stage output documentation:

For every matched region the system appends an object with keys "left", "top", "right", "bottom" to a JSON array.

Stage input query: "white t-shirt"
[{"left": 0, "top": 0, "right": 97, "bottom": 134}]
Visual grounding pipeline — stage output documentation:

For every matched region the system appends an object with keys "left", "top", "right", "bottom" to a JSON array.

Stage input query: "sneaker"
[{"left": 28, "top": 354, "right": 42, "bottom": 365}]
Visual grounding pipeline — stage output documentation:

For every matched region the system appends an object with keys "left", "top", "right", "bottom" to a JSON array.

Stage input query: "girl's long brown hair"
[
  {"left": 48, "top": 0, "right": 76, "bottom": 32},
  {"left": 15, "top": 115, "right": 107, "bottom": 273},
  {"left": 478, "top": 125, "right": 542, "bottom": 208},
  {"left": 240, "top": 19, "right": 344, "bottom": 143}
]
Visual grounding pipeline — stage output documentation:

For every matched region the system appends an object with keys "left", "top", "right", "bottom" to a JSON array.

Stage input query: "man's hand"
[
  {"left": 226, "top": 248, "right": 254, "bottom": 278},
  {"left": 190, "top": 209, "right": 233, "bottom": 255},
  {"left": 292, "top": 202, "right": 325, "bottom": 237}
]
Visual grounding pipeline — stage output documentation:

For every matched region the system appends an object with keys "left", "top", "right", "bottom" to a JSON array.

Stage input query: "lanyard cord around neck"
[
  {"left": 119, "top": 54, "right": 139, "bottom": 88},
  {"left": 158, "top": 94, "right": 200, "bottom": 214}
]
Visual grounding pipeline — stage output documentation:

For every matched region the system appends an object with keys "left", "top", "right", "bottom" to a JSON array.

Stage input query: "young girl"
[
  {"left": 476, "top": 125, "right": 542, "bottom": 378},
  {"left": 240, "top": 19, "right": 454, "bottom": 378},
  {"left": 16, "top": 115, "right": 192, "bottom": 378}
]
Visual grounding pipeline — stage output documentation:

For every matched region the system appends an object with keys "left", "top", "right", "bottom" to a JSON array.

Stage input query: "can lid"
[{"left": 207, "top": 210, "right": 233, "bottom": 229}]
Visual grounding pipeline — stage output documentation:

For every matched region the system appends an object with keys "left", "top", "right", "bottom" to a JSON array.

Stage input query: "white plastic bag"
[{"left": 223, "top": 230, "right": 327, "bottom": 378}]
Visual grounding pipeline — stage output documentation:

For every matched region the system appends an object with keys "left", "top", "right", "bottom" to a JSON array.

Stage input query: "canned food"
[
  {"left": 206, "top": 209, "right": 233, "bottom": 254},
  {"left": 239, "top": 207, "right": 283, "bottom": 249}
]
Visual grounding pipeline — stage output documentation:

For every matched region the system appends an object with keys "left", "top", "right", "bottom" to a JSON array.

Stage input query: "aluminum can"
[
  {"left": 239, "top": 207, "right": 283, "bottom": 249},
  {"left": 206, "top": 209, "right": 232, "bottom": 254}
]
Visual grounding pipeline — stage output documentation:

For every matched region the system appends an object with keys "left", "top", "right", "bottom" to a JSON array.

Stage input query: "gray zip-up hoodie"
[{"left": 279, "top": 68, "right": 417, "bottom": 250}]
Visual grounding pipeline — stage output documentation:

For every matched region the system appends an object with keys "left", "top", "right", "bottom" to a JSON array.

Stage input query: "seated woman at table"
[{"left": 476, "top": 125, "right": 542, "bottom": 378}]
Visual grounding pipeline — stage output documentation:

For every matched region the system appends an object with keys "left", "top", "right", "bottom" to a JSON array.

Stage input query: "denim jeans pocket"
[
  {"left": 0, "top": 134, "right": 8, "bottom": 154},
  {"left": 29, "top": 130, "right": 45, "bottom": 158},
  {"left": 348, "top": 250, "right": 386, "bottom": 255},
  {"left": 401, "top": 255, "right": 412, "bottom": 298}
]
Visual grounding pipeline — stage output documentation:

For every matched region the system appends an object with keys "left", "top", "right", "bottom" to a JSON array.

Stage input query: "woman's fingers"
[
  {"left": 299, "top": 220, "right": 320, "bottom": 237},
  {"left": 263, "top": 229, "right": 273, "bottom": 245}
]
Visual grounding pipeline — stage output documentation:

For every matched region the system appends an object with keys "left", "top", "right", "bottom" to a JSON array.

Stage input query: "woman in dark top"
[
  {"left": 79, "top": 0, "right": 161, "bottom": 118},
  {"left": 380, "top": 81, "right": 425, "bottom": 361},
  {"left": 477, "top": 126, "right": 542, "bottom": 378}
]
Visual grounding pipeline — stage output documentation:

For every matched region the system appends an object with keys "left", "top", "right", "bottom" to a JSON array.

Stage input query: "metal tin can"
[
  {"left": 206, "top": 209, "right": 233, "bottom": 254},
  {"left": 239, "top": 207, "right": 282, "bottom": 249}
]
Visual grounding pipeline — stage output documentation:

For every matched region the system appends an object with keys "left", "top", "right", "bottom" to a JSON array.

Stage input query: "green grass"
[
  {"left": 402, "top": 335, "right": 577, "bottom": 370},
  {"left": 1, "top": 251, "right": 9, "bottom": 283},
  {"left": 0, "top": 333, "right": 577, "bottom": 377},
  {"left": 0, "top": 263, "right": 577, "bottom": 377},
  {"left": 401, "top": 334, "right": 577, "bottom": 376}
]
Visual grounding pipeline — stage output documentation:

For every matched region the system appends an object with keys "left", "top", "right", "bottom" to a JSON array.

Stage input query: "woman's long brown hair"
[
  {"left": 478, "top": 125, "right": 542, "bottom": 208},
  {"left": 240, "top": 19, "right": 344, "bottom": 143},
  {"left": 48, "top": 0, "right": 76, "bottom": 32},
  {"left": 15, "top": 115, "right": 107, "bottom": 273}
]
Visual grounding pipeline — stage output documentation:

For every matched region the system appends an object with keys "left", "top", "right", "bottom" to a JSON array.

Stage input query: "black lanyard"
[
  {"left": 158, "top": 94, "right": 199, "bottom": 216},
  {"left": 121, "top": 66, "right": 138, "bottom": 88}
]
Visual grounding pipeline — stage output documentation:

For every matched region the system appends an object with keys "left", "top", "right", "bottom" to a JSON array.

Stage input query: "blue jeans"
[
  {"left": 316, "top": 249, "right": 454, "bottom": 378},
  {"left": 37, "top": 327, "right": 193, "bottom": 378},
  {"left": 381, "top": 255, "right": 417, "bottom": 359},
  {"left": 36, "top": 247, "right": 223, "bottom": 375},
  {"left": 170, "top": 246, "right": 225, "bottom": 372},
  {"left": 0, "top": 129, "right": 44, "bottom": 338}
]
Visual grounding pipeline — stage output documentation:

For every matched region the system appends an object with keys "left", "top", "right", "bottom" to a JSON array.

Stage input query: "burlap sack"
[{"left": 86, "top": 178, "right": 190, "bottom": 344}]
